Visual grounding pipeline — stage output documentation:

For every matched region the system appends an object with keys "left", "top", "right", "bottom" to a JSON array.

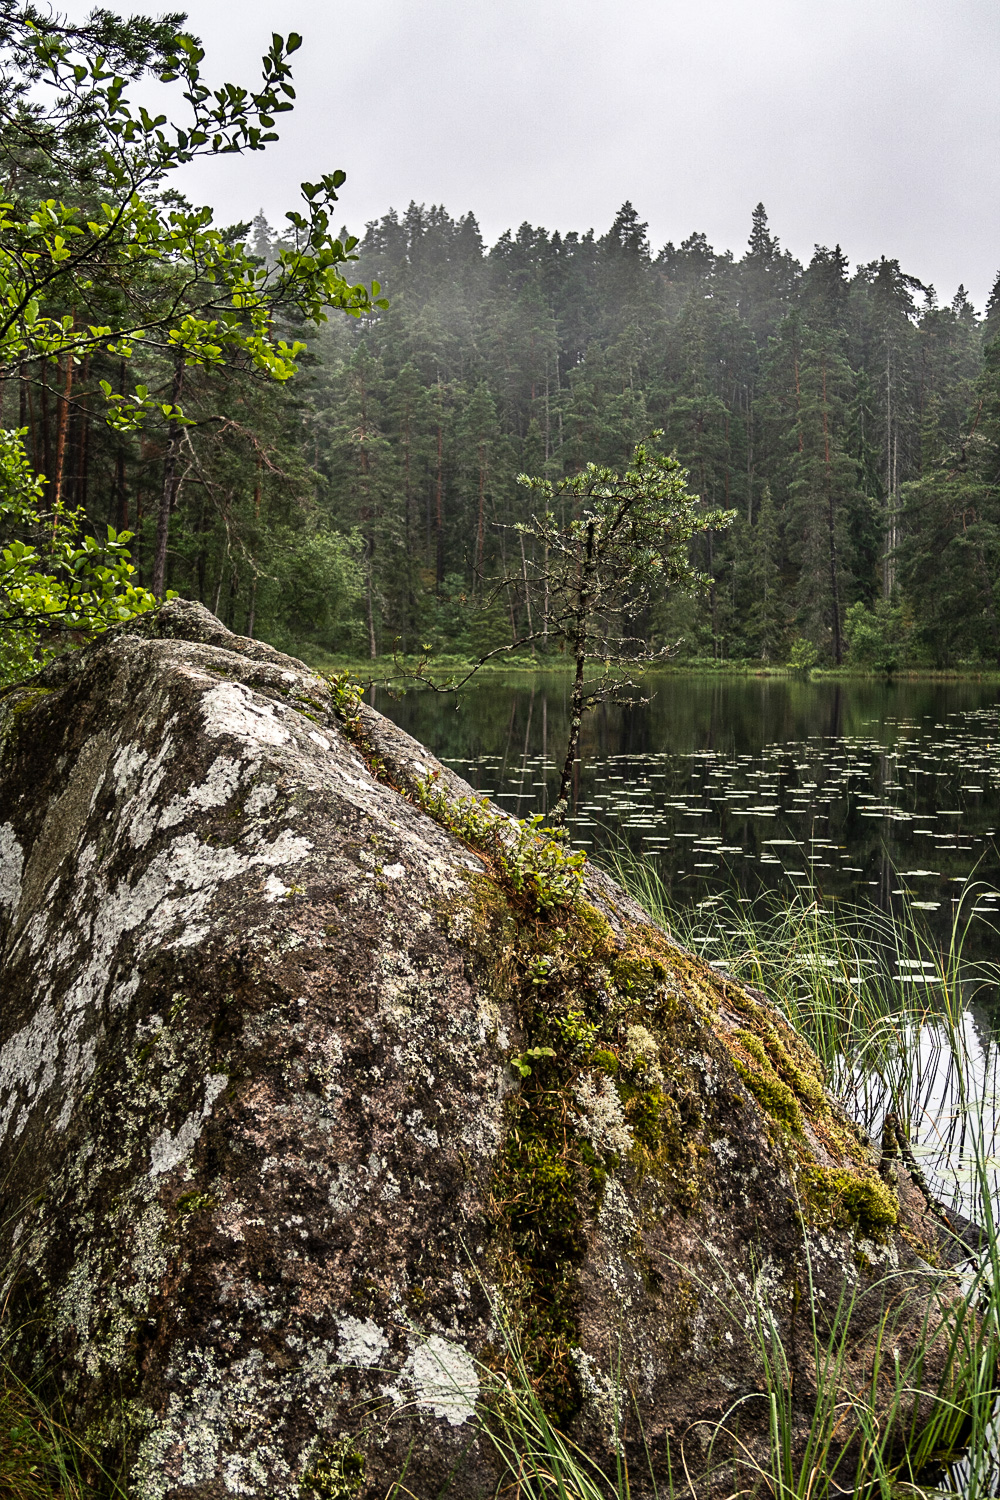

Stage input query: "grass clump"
[{"left": 0, "top": 1365, "right": 124, "bottom": 1500}]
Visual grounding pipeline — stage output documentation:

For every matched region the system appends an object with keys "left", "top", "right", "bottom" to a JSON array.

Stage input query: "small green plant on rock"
[
  {"left": 415, "top": 771, "right": 587, "bottom": 916},
  {"left": 327, "top": 669, "right": 364, "bottom": 730},
  {"left": 510, "top": 1046, "right": 557, "bottom": 1078},
  {"left": 299, "top": 1437, "right": 366, "bottom": 1500}
]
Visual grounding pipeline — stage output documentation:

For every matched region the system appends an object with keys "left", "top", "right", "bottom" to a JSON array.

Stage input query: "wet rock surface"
[{"left": 0, "top": 603, "right": 966, "bottom": 1498}]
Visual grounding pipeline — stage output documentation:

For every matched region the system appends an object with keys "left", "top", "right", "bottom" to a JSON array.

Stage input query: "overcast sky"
[{"left": 123, "top": 0, "right": 999, "bottom": 307}]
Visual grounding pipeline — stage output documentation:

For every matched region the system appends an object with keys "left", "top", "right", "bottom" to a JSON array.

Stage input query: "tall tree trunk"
[
  {"left": 246, "top": 456, "right": 262, "bottom": 639},
  {"left": 356, "top": 369, "right": 378, "bottom": 660},
  {"left": 542, "top": 539, "right": 549, "bottom": 650},
  {"left": 435, "top": 414, "right": 444, "bottom": 593},
  {"left": 152, "top": 358, "right": 185, "bottom": 599},
  {"left": 475, "top": 440, "right": 486, "bottom": 595},
  {"left": 134, "top": 489, "right": 144, "bottom": 584},
  {"left": 519, "top": 530, "right": 533, "bottom": 643},
  {"left": 212, "top": 538, "right": 227, "bottom": 617},
  {"left": 115, "top": 359, "right": 129, "bottom": 531},
  {"left": 745, "top": 387, "right": 754, "bottom": 526},
  {"left": 883, "top": 346, "right": 894, "bottom": 596},
  {"left": 40, "top": 362, "right": 52, "bottom": 478},
  {"left": 822, "top": 359, "right": 843, "bottom": 665},
  {"left": 51, "top": 350, "right": 75, "bottom": 507},
  {"left": 709, "top": 547, "right": 718, "bottom": 656},
  {"left": 227, "top": 563, "right": 238, "bottom": 630},
  {"left": 403, "top": 403, "right": 412, "bottom": 551},
  {"left": 76, "top": 394, "right": 91, "bottom": 514}
]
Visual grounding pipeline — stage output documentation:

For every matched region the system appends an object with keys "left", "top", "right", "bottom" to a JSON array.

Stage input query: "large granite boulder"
[{"left": 0, "top": 603, "right": 967, "bottom": 1498}]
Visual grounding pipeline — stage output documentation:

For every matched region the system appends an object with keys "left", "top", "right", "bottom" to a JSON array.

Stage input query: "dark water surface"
[{"left": 375, "top": 672, "right": 1000, "bottom": 946}]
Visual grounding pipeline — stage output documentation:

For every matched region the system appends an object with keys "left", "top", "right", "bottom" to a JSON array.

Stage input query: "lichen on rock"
[{"left": 0, "top": 601, "right": 973, "bottom": 1498}]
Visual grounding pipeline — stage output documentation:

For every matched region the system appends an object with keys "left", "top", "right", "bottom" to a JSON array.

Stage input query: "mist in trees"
[
  {"left": 6, "top": 152, "right": 1000, "bottom": 669},
  {"left": 296, "top": 199, "right": 1000, "bottom": 669}
]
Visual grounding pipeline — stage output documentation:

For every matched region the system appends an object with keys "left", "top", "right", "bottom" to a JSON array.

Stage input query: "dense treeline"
[
  {"left": 6, "top": 188, "right": 1000, "bottom": 667},
  {"left": 316, "top": 200, "right": 1000, "bottom": 667}
]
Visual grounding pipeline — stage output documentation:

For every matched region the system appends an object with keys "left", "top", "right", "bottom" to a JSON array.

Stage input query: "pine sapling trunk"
[{"left": 553, "top": 519, "right": 595, "bottom": 824}]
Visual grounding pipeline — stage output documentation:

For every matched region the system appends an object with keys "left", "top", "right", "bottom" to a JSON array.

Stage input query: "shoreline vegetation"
[{"left": 295, "top": 645, "right": 1000, "bottom": 686}]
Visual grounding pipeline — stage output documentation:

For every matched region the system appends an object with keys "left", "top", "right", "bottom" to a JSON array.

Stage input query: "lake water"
[{"left": 375, "top": 672, "right": 1000, "bottom": 953}]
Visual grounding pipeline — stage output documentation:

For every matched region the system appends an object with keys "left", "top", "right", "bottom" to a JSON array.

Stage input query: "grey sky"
[{"left": 125, "top": 0, "right": 999, "bottom": 306}]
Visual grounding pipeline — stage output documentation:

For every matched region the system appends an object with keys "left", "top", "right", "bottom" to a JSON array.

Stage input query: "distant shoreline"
[{"left": 291, "top": 648, "right": 1000, "bottom": 687}]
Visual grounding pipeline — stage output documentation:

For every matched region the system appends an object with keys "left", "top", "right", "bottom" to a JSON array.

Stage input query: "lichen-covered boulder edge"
[{"left": 0, "top": 603, "right": 967, "bottom": 1498}]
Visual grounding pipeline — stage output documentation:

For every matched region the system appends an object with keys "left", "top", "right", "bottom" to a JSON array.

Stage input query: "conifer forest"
[{"left": 2, "top": 8, "right": 999, "bottom": 675}]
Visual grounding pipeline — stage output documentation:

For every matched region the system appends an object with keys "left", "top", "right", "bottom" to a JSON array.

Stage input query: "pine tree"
[
  {"left": 746, "top": 482, "right": 786, "bottom": 660},
  {"left": 983, "top": 270, "right": 1000, "bottom": 348}
]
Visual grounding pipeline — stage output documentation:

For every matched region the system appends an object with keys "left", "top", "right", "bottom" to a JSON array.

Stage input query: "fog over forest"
[{"left": 21, "top": 193, "right": 996, "bottom": 672}]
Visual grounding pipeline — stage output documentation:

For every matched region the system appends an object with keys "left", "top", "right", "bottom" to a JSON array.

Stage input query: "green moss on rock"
[
  {"left": 732, "top": 1056, "right": 804, "bottom": 1132},
  {"left": 801, "top": 1165, "right": 899, "bottom": 1241}
]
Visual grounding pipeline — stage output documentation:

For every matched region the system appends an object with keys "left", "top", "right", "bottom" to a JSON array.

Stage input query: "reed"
[{"left": 604, "top": 853, "right": 1000, "bottom": 1498}]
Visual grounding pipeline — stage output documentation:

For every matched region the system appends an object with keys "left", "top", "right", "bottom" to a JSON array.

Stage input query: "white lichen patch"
[
  {"left": 0, "top": 823, "right": 314, "bottom": 1144},
  {"left": 624, "top": 1023, "right": 664, "bottom": 1085},
  {"left": 734, "top": 1254, "right": 786, "bottom": 1336},
  {"left": 156, "top": 755, "right": 243, "bottom": 833},
  {"left": 245, "top": 782, "right": 277, "bottom": 815},
  {"left": 335, "top": 1316, "right": 389, "bottom": 1369},
  {"left": 133, "top": 1345, "right": 293, "bottom": 1499},
  {"left": 572, "top": 1073, "right": 633, "bottom": 1159},
  {"left": 112, "top": 734, "right": 177, "bottom": 849},
  {"left": 327, "top": 1165, "right": 360, "bottom": 1216},
  {"left": 200, "top": 680, "right": 290, "bottom": 748},
  {"left": 597, "top": 1176, "right": 638, "bottom": 1248},
  {"left": 82, "top": 824, "right": 311, "bottom": 965},
  {"left": 0, "top": 821, "right": 23, "bottom": 910},
  {"left": 710, "top": 1136, "right": 737, "bottom": 1164},
  {"left": 399, "top": 1335, "right": 478, "bottom": 1426},
  {"left": 149, "top": 1073, "right": 228, "bottom": 1179},
  {"left": 0, "top": 1001, "right": 59, "bottom": 1141},
  {"left": 572, "top": 1348, "right": 624, "bottom": 1447}
]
